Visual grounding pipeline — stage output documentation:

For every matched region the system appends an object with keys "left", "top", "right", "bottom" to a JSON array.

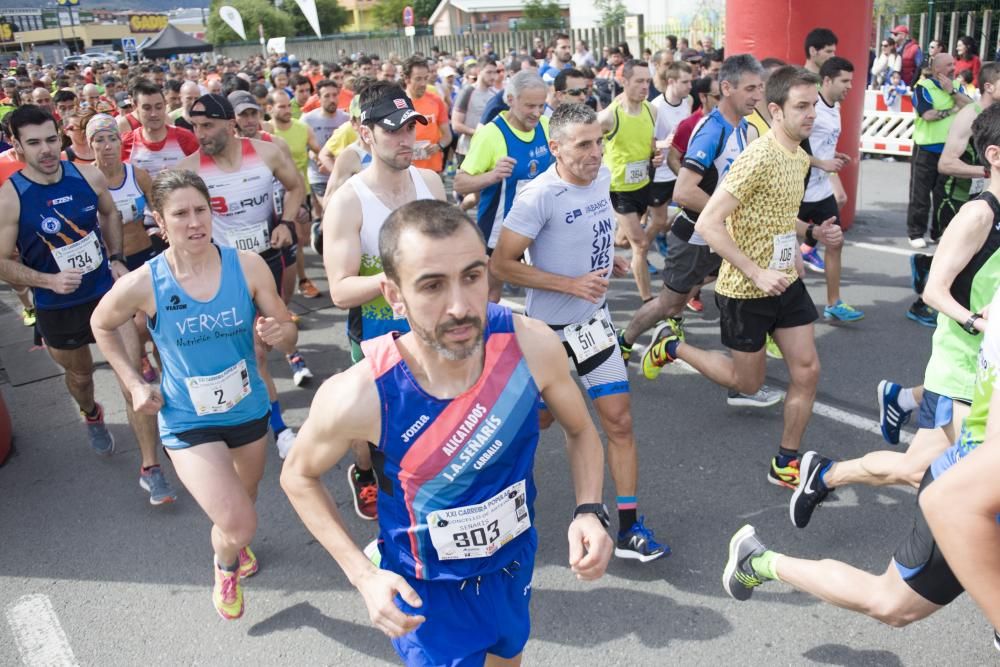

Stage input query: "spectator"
[
  {"left": 891, "top": 24, "right": 923, "bottom": 86},
  {"left": 871, "top": 37, "right": 901, "bottom": 89},
  {"left": 573, "top": 40, "right": 596, "bottom": 68},
  {"left": 954, "top": 35, "right": 981, "bottom": 87},
  {"left": 881, "top": 70, "right": 909, "bottom": 112},
  {"left": 531, "top": 37, "right": 546, "bottom": 61}
]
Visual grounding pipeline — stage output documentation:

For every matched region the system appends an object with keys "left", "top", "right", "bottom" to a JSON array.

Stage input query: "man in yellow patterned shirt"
[{"left": 641, "top": 66, "right": 843, "bottom": 489}]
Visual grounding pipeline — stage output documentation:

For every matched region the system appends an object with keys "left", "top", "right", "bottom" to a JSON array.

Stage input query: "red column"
[{"left": 726, "top": 0, "right": 874, "bottom": 229}]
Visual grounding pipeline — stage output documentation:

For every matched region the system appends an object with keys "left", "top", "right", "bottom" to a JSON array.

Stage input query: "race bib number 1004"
[{"left": 427, "top": 480, "right": 531, "bottom": 560}]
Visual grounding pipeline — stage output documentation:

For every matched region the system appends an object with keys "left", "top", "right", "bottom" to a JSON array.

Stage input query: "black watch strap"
[
  {"left": 963, "top": 313, "right": 982, "bottom": 334},
  {"left": 573, "top": 502, "right": 610, "bottom": 528},
  {"left": 109, "top": 253, "right": 125, "bottom": 264}
]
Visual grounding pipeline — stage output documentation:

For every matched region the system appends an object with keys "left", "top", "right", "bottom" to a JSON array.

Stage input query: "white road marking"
[
  {"left": 669, "top": 361, "right": 915, "bottom": 445},
  {"left": 849, "top": 241, "right": 930, "bottom": 258},
  {"left": 5, "top": 594, "right": 78, "bottom": 667}
]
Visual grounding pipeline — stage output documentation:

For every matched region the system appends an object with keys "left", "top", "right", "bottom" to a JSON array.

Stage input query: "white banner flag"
[
  {"left": 267, "top": 36, "right": 287, "bottom": 54},
  {"left": 294, "top": 0, "right": 322, "bottom": 38},
  {"left": 218, "top": 5, "right": 247, "bottom": 40}
]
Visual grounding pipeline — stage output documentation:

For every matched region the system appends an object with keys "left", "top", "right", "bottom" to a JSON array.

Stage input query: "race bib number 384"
[{"left": 427, "top": 480, "right": 531, "bottom": 560}]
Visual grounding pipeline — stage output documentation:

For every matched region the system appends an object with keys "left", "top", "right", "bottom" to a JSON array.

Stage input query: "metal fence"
[
  {"left": 215, "top": 26, "right": 626, "bottom": 62},
  {"left": 875, "top": 9, "right": 997, "bottom": 58}
]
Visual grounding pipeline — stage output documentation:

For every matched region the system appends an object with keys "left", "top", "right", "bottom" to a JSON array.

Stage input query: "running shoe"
[
  {"left": 287, "top": 352, "right": 314, "bottom": 387},
  {"left": 906, "top": 300, "right": 938, "bottom": 328},
  {"left": 276, "top": 427, "right": 296, "bottom": 459},
  {"left": 139, "top": 465, "right": 177, "bottom": 505},
  {"left": 994, "top": 629, "right": 999, "bottom": 652},
  {"left": 615, "top": 516, "right": 670, "bottom": 562},
  {"left": 801, "top": 246, "right": 825, "bottom": 273},
  {"left": 909, "top": 237, "right": 927, "bottom": 249},
  {"left": 363, "top": 539, "right": 382, "bottom": 567},
  {"left": 647, "top": 260, "right": 658, "bottom": 275},
  {"left": 617, "top": 331, "right": 633, "bottom": 364},
  {"left": 768, "top": 456, "right": 800, "bottom": 489},
  {"left": 877, "top": 380, "right": 911, "bottom": 446},
  {"left": 790, "top": 451, "right": 832, "bottom": 528},
  {"left": 910, "top": 253, "right": 930, "bottom": 295},
  {"left": 298, "top": 278, "right": 321, "bottom": 299},
  {"left": 140, "top": 355, "right": 158, "bottom": 383},
  {"left": 310, "top": 221, "right": 323, "bottom": 255},
  {"left": 213, "top": 559, "right": 244, "bottom": 620},
  {"left": 686, "top": 296, "right": 704, "bottom": 313},
  {"left": 21, "top": 306, "right": 35, "bottom": 327},
  {"left": 765, "top": 334, "right": 782, "bottom": 359},
  {"left": 641, "top": 329, "right": 679, "bottom": 380},
  {"left": 655, "top": 232, "right": 669, "bottom": 258},
  {"left": 237, "top": 546, "right": 259, "bottom": 579},
  {"left": 83, "top": 403, "right": 114, "bottom": 456},
  {"left": 348, "top": 463, "right": 378, "bottom": 521},
  {"left": 727, "top": 386, "right": 784, "bottom": 408},
  {"left": 823, "top": 300, "right": 864, "bottom": 322},
  {"left": 722, "top": 524, "right": 770, "bottom": 601},
  {"left": 667, "top": 316, "right": 686, "bottom": 342}
]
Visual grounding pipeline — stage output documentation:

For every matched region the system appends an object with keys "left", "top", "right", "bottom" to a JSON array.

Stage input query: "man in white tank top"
[{"left": 322, "top": 82, "right": 446, "bottom": 521}]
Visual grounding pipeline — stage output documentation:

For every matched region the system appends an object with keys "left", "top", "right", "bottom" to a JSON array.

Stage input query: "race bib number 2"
[
  {"left": 427, "top": 480, "right": 531, "bottom": 560},
  {"left": 184, "top": 359, "right": 251, "bottom": 416},
  {"left": 51, "top": 231, "right": 103, "bottom": 274}
]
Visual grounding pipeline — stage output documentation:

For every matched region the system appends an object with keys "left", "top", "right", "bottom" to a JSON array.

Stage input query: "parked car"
[{"left": 64, "top": 54, "right": 98, "bottom": 66}]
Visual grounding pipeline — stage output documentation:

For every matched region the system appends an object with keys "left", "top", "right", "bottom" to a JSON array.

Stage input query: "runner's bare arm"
[
  {"left": 493, "top": 227, "right": 609, "bottom": 303},
  {"left": 417, "top": 167, "right": 447, "bottom": 201},
  {"left": 672, "top": 165, "right": 710, "bottom": 213},
  {"left": 666, "top": 146, "right": 683, "bottom": 177},
  {"left": 281, "top": 369, "right": 426, "bottom": 638},
  {"left": 0, "top": 181, "right": 61, "bottom": 290},
  {"left": 261, "top": 139, "right": 305, "bottom": 221},
  {"left": 922, "top": 199, "right": 993, "bottom": 330},
  {"left": 80, "top": 164, "right": 124, "bottom": 259},
  {"left": 596, "top": 102, "right": 617, "bottom": 133},
  {"left": 91, "top": 266, "right": 157, "bottom": 392},
  {"left": 239, "top": 251, "right": 297, "bottom": 350},
  {"left": 321, "top": 186, "right": 383, "bottom": 308},
  {"left": 514, "top": 314, "right": 612, "bottom": 581},
  {"left": 938, "top": 109, "right": 983, "bottom": 179},
  {"left": 306, "top": 125, "right": 323, "bottom": 155},
  {"left": 920, "top": 386, "right": 1000, "bottom": 629},
  {"left": 318, "top": 139, "right": 337, "bottom": 174},
  {"left": 322, "top": 149, "right": 359, "bottom": 207},
  {"left": 453, "top": 164, "right": 508, "bottom": 196}
]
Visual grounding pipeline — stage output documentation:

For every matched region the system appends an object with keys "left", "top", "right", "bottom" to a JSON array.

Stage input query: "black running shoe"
[
  {"left": 790, "top": 451, "right": 833, "bottom": 528},
  {"left": 722, "top": 524, "right": 769, "bottom": 601}
]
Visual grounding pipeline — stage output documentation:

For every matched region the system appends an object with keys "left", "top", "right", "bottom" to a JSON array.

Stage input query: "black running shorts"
[
  {"left": 35, "top": 298, "right": 101, "bottom": 350},
  {"left": 797, "top": 195, "right": 840, "bottom": 249},
  {"left": 610, "top": 185, "right": 650, "bottom": 216},
  {"left": 648, "top": 180, "right": 675, "bottom": 208},
  {"left": 661, "top": 231, "right": 721, "bottom": 295},
  {"left": 163, "top": 411, "right": 271, "bottom": 451},
  {"left": 716, "top": 279, "right": 818, "bottom": 353},
  {"left": 892, "top": 469, "right": 965, "bottom": 606}
]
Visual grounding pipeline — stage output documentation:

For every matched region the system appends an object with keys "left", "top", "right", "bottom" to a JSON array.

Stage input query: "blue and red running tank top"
[
  {"left": 11, "top": 161, "right": 112, "bottom": 310},
  {"left": 362, "top": 303, "right": 541, "bottom": 581}
]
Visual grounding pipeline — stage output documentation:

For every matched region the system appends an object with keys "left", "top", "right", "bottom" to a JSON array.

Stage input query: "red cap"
[{"left": 891, "top": 25, "right": 909, "bottom": 35}]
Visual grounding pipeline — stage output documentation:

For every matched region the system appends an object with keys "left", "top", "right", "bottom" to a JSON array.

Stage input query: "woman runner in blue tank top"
[{"left": 92, "top": 170, "right": 298, "bottom": 622}]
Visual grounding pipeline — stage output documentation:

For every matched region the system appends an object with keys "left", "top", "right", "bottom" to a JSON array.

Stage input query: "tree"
[
  {"left": 412, "top": 0, "right": 437, "bottom": 23},
  {"left": 372, "top": 0, "right": 409, "bottom": 29},
  {"left": 596, "top": 0, "right": 626, "bottom": 29},
  {"left": 518, "top": 0, "right": 563, "bottom": 31},
  {"left": 286, "top": 0, "right": 350, "bottom": 36},
  {"left": 206, "top": 0, "right": 294, "bottom": 44}
]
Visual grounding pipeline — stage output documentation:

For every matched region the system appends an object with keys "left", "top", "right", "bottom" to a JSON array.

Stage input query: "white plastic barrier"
[{"left": 861, "top": 89, "right": 914, "bottom": 157}]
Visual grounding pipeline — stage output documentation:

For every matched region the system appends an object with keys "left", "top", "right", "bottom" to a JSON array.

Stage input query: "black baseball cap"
[
  {"left": 189, "top": 93, "right": 235, "bottom": 120},
  {"left": 359, "top": 92, "right": 428, "bottom": 130}
]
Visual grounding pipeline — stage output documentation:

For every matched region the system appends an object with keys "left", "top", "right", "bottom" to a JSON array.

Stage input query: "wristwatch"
[
  {"left": 109, "top": 253, "right": 125, "bottom": 265},
  {"left": 962, "top": 313, "right": 982, "bottom": 335},
  {"left": 573, "top": 503, "right": 611, "bottom": 528}
]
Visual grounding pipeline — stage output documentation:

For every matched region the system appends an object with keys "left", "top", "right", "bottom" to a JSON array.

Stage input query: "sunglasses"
[{"left": 565, "top": 87, "right": 588, "bottom": 96}]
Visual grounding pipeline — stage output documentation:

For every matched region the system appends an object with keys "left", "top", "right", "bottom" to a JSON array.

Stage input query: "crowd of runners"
[{"left": 1, "top": 24, "right": 999, "bottom": 665}]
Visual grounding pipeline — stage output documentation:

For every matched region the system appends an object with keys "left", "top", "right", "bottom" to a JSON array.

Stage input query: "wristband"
[
  {"left": 109, "top": 253, "right": 125, "bottom": 264},
  {"left": 963, "top": 313, "right": 983, "bottom": 335},
  {"left": 279, "top": 219, "right": 295, "bottom": 230}
]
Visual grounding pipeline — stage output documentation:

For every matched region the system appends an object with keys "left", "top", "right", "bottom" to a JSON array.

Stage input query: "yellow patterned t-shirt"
[{"left": 716, "top": 131, "right": 810, "bottom": 299}]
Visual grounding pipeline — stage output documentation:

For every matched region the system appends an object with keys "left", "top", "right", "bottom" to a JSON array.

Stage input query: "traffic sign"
[
  {"left": 122, "top": 37, "right": 137, "bottom": 53},
  {"left": 402, "top": 5, "right": 414, "bottom": 27},
  {"left": 404, "top": 25, "right": 415, "bottom": 36}
]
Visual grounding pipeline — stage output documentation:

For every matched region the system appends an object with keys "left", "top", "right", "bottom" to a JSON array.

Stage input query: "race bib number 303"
[
  {"left": 427, "top": 480, "right": 531, "bottom": 560},
  {"left": 184, "top": 359, "right": 251, "bottom": 416},
  {"left": 51, "top": 231, "right": 103, "bottom": 275}
]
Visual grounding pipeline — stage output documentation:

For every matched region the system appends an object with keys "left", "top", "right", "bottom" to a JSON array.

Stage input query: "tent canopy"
[{"left": 139, "top": 24, "right": 213, "bottom": 58}]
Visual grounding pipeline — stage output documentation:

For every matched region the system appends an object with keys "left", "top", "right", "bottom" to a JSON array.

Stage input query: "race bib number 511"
[{"left": 427, "top": 480, "right": 531, "bottom": 560}]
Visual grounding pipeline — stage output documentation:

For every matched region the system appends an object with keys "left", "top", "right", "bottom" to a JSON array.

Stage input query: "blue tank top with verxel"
[
  {"left": 362, "top": 303, "right": 541, "bottom": 581},
  {"left": 147, "top": 245, "right": 269, "bottom": 436},
  {"left": 477, "top": 114, "right": 552, "bottom": 247},
  {"left": 11, "top": 161, "right": 113, "bottom": 310}
]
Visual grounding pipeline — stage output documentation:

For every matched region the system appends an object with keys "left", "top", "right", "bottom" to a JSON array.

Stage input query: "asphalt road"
[{"left": 1, "top": 159, "right": 996, "bottom": 666}]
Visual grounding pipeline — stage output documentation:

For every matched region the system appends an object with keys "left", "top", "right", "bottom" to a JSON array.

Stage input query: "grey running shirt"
[{"left": 503, "top": 163, "right": 616, "bottom": 325}]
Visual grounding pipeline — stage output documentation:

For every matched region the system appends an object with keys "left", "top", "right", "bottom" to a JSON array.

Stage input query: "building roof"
[{"left": 430, "top": 0, "right": 569, "bottom": 25}]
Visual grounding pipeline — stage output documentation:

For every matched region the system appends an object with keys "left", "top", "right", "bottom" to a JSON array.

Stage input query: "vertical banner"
[
  {"left": 294, "top": 0, "right": 322, "bottom": 38},
  {"left": 219, "top": 5, "right": 247, "bottom": 40}
]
